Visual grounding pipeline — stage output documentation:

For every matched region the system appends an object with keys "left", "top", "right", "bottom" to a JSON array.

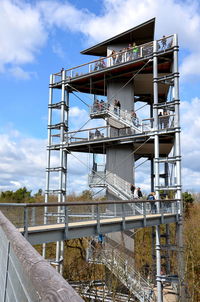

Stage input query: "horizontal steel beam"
[{"left": 22, "top": 214, "right": 178, "bottom": 245}]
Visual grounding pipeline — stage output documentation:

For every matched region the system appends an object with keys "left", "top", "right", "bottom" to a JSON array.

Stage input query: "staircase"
[
  {"left": 88, "top": 243, "right": 155, "bottom": 302},
  {"left": 90, "top": 103, "right": 152, "bottom": 133},
  {"left": 89, "top": 171, "right": 148, "bottom": 215}
]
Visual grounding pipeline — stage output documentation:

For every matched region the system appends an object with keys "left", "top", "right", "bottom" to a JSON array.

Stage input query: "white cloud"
[
  {"left": 8, "top": 66, "right": 37, "bottom": 80},
  {"left": 38, "top": 0, "right": 200, "bottom": 79},
  {"left": 181, "top": 97, "right": 200, "bottom": 177},
  {"left": 69, "top": 106, "right": 88, "bottom": 119},
  {"left": 52, "top": 42, "right": 65, "bottom": 59},
  {"left": 1, "top": 0, "right": 200, "bottom": 79},
  {"left": 38, "top": 0, "right": 93, "bottom": 32},
  {"left": 0, "top": 131, "right": 46, "bottom": 192},
  {"left": 0, "top": 0, "right": 47, "bottom": 73},
  {"left": 0, "top": 128, "right": 89, "bottom": 194}
]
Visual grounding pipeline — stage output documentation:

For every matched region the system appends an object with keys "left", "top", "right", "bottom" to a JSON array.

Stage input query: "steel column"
[
  {"left": 56, "top": 69, "right": 67, "bottom": 273},
  {"left": 43, "top": 75, "right": 54, "bottom": 258},
  {"left": 173, "top": 34, "right": 185, "bottom": 301},
  {"left": 153, "top": 40, "right": 162, "bottom": 302}
]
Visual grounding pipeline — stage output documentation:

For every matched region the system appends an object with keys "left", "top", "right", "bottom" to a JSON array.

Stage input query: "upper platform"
[{"left": 52, "top": 34, "right": 175, "bottom": 101}]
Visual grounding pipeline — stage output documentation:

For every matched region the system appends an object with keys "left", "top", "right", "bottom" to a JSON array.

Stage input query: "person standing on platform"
[
  {"left": 116, "top": 100, "right": 121, "bottom": 116},
  {"left": 147, "top": 192, "right": 156, "bottom": 213},
  {"left": 132, "top": 42, "right": 139, "bottom": 59},
  {"left": 138, "top": 187, "right": 143, "bottom": 199},
  {"left": 130, "top": 184, "right": 135, "bottom": 197},
  {"left": 111, "top": 50, "right": 117, "bottom": 65}
]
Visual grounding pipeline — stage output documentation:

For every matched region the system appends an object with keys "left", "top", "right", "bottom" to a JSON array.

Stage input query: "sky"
[{"left": 0, "top": 0, "right": 200, "bottom": 195}]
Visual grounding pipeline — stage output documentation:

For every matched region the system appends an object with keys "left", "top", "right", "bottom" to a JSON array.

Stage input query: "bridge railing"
[
  {"left": 0, "top": 199, "right": 180, "bottom": 237},
  {"left": 0, "top": 211, "right": 83, "bottom": 302}
]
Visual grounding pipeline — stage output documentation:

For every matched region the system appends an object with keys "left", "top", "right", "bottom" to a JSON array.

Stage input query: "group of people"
[
  {"left": 93, "top": 58, "right": 106, "bottom": 71},
  {"left": 81, "top": 36, "right": 172, "bottom": 76},
  {"left": 111, "top": 42, "right": 140, "bottom": 65},
  {"left": 130, "top": 185, "right": 143, "bottom": 199},
  {"left": 92, "top": 42, "right": 141, "bottom": 73},
  {"left": 130, "top": 186, "right": 157, "bottom": 213},
  {"left": 93, "top": 99, "right": 106, "bottom": 112},
  {"left": 92, "top": 98, "right": 140, "bottom": 127}
]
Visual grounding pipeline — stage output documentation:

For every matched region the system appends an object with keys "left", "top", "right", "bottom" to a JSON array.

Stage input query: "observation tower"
[{"left": 45, "top": 18, "right": 184, "bottom": 301}]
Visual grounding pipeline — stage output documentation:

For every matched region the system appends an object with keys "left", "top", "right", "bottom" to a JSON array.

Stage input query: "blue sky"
[{"left": 0, "top": 0, "right": 200, "bottom": 194}]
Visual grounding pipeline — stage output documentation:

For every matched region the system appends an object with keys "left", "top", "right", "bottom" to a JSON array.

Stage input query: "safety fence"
[
  {"left": 0, "top": 211, "right": 83, "bottom": 302},
  {"left": 0, "top": 199, "right": 180, "bottom": 238},
  {"left": 52, "top": 35, "right": 174, "bottom": 84}
]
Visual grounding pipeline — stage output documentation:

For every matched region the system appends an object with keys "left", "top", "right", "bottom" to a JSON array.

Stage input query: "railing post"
[
  {"left": 140, "top": 46, "right": 143, "bottom": 57},
  {"left": 96, "top": 204, "right": 101, "bottom": 234},
  {"left": 24, "top": 206, "right": 28, "bottom": 239},
  {"left": 143, "top": 202, "right": 147, "bottom": 227},
  {"left": 176, "top": 200, "right": 179, "bottom": 221},
  {"left": 161, "top": 201, "right": 164, "bottom": 224},
  {"left": 64, "top": 205, "right": 68, "bottom": 239},
  {"left": 122, "top": 203, "right": 126, "bottom": 230}
]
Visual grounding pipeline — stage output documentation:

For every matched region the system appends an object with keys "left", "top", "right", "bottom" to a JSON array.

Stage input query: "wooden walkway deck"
[{"left": 18, "top": 213, "right": 178, "bottom": 245}]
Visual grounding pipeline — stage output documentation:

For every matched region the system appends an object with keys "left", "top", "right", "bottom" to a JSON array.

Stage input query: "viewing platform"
[
  {"left": 51, "top": 35, "right": 175, "bottom": 98},
  {"left": 49, "top": 119, "right": 176, "bottom": 155}
]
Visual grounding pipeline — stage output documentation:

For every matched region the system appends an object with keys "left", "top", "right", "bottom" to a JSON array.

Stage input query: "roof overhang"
[{"left": 81, "top": 18, "right": 155, "bottom": 56}]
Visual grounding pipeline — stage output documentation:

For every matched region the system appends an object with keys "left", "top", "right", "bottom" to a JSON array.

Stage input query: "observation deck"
[{"left": 51, "top": 35, "right": 175, "bottom": 99}]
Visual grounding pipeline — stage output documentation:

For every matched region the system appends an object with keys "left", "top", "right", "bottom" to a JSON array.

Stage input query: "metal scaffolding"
[
  {"left": 45, "top": 19, "right": 184, "bottom": 301},
  {"left": 44, "top": 70, "right": 69, "bottom": 273}
]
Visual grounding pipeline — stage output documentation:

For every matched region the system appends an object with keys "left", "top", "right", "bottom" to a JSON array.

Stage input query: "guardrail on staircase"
[
  {"left": 89, "top": 171, "right": 151, "bottom": 214},
  {"left": 88, "top": 242, "right": 155, "bottom": 302},
  {"left": 0, "top": 211, "right": 83, "bottom": 302},
  {"left": 90, "top": 103, "right": 144, "bottom": 133}
]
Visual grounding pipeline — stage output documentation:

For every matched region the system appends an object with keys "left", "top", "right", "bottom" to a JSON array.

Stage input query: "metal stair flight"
[
  {"left": 89, "top": 171, "right": 145, "bottom": 215},
  {"left": 88, "top": 243, "right": 155, "bottom": 302}
]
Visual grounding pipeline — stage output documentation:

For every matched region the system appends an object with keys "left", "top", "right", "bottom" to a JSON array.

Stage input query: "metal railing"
[
  {"left": 106, "top": 172, "right": 132, "bottom": 197},
  {"left": 89, "top": 243, "right": 155, "bottom": 302},
  {"left": 66, "top": 125, "right": 133, "bottom": 145},
  {"left": 0, "top": 199, "right": 180, "bottom": 236},
  {"left": 52, "top": 35, "right": 174, "bottom": 84},
  {"left": 90, "top": 103, "right": 141, "bottom": 131},
  {"left": 89, "top": 171, "right": 152, "bottom": 214},
  {"left": 0, "top": 211, "right": 83, "bottom": 302}
]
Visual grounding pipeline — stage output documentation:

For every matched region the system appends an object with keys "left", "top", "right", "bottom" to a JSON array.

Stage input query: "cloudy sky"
[{"left": 0, "top": 0, "right": 200, "bottom": 195}]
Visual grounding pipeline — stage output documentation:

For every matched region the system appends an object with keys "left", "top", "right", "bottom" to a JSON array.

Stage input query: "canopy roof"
[{"left": 81, "top": 18, "right": 155, "bottom": 56}]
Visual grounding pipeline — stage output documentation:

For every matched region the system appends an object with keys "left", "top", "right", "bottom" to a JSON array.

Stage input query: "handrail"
[
  {"left": 93, "top": 244, "right": 155, "bottom": 301},
  {"left": 67, "top": 125, "right": 108, "bottom": 135},
  {"left": 0, "top": 199, "right": 180, "bottom": 207},
  {"left": 0, "top": 211, "right": 83, "bottom": 302}
]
